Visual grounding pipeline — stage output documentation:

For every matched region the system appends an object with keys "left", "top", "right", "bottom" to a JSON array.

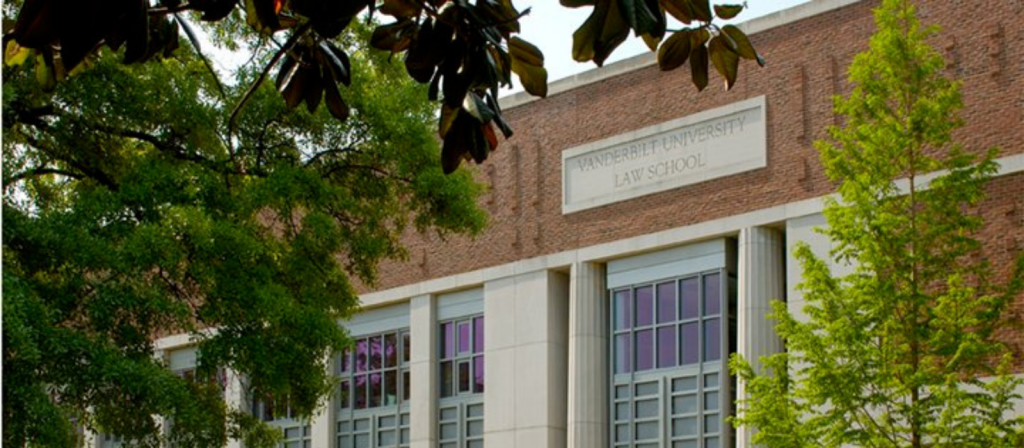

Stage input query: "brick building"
[{"left": 138, "top": 0, "right": 1024, "bottom": 447}]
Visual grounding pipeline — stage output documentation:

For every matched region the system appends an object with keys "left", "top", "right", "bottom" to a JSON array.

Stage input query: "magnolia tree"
[{"left": 730, "top": 0, "right": 1024, "bottom": 446}]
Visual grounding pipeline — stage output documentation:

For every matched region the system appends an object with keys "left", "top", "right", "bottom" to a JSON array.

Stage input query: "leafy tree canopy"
[
  {"left": 730, "top": 0, "right": 1024, "bottom": 446},
  {"left": 4, "top": 0, "right": 764, "bottom": 173},
  {"left": 2, "top": 14, "right": 487, "bottom": 448}
]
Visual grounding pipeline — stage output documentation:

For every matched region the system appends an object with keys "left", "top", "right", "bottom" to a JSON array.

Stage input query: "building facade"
[{"left": 132, "top": 0, "right": 1024, "bottom": 447}]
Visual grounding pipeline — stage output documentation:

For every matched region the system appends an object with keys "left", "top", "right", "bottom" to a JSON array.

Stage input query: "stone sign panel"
[{"left": 562, "top": 96, "right": 767, "bottom": 214}]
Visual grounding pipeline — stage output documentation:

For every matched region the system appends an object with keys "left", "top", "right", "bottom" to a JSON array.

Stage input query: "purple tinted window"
[
  {"left": 355, "top": 374, "right": 367, "bottom": 409},
  {"left": 340, "top": 350, "right": 350, "bottom": 373},
  {"left": 440, "top": 361, "right": 453, "bottom": 397},
  {"left": 681, "top": 322, "right": 699, "bottom": 365},
  {"left": 385, "top": 370, "right": 397, "bottom": 405},
  {"left": 441, "top": 323, "right": 454, "bottom": 359},
  {"left": 473, "top": 355, "right": 484, "bottom": 393},
  {"left": 403, "top": 370, "right": 410, "bottom": 401},
  {"left": 458, "top": 322, "right": 471, "bottom": 354},
  {"left": 402, "top": 332, "right": 410, "bottom": 363},
  {"left": 369, "top": 373, "right": 382, "bottom": 407},
  {"left": 704, "top": 273, "right": 721, "bottom": 316},
  {"left": 384, "top": 333, "right": 398, "bottom": 368},
  {"left": 369, "top": 336, "right": 383, "bottom": 370},
  {"left": 355, "top": 339, "right": 368, "bottom": 373},
  {"left": 657, "top": 282, "right": 676, "bottom": 324},
  {"left": 635, "top": 329, "right": 654, "bottom": 371},
  {"left": 658, "top": 326, "right": 676, "bottom": 368},
  {"left": 614, "top": 290, "right": 631, "bottom": 330},
  {"left": 474, "top": 317, "right": 484, "bottom": 354},
  {"left": 339, "top": 380, "right": 350, "bottom": 409},
  {"left": 615, "top": 334, "right": 631, "bottom": 374},
  {"left": 681, "top": 278, "right": 699, "bottom": 319},
  {"left": 704, "top": 318, "right": 720, "bottom": 361},
  {"left": 635, "top": 286, "right": 654, "bottom": 326},
  {"left": 458, "top": 361, "right": 471, "bottom": 392}
]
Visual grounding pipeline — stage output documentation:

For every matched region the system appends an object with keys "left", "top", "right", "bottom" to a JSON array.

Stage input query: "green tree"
[
  {"left": 5, "top": 0, "right": 764, "bottom": 172},
  {"left": 2, "top": 19, "right": 486, "bottom": 448},
  {"left": 730, "top": 0, "right": 1024, "bottom": 446}
]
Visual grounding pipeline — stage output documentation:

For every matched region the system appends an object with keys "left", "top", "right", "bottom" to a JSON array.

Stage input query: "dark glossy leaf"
[
  {"left": 721, "top": 25, "right": 763, "bottom": 66},
  {"left": 657, "top": 29, "right": 691, "bottom": 71},
  {"left": 442, "top": 69, "right": 469, "bottom": 109},
  {"left": 660, "top": 0, "right": 693, "bottom": 24},
  {"left": 509, "top": 36, "right": 544, "bottom": 67},
  {"left": 687, "top": 0, "right": 712, "bottom": 22},
  {"left": 370, "top": 19, "right": 416, "bottom": 52},
  {"left": 709, "top": 35, "right": 738, "bottom": 89},
  {"left": 689, "top": 37, "right": 708, "bottom": 91},
  {"left": 481, "top": 124, "right": 499, "bottom": 158},
  {"left": 121, "top": 0, "right": 150, "bottom": 64},
  {"left": 618, "top": 0, "right": 661, "bottom": 37},
  {"left": 477, "top": 0, "right": 521, "bottom": 36},
  {"left": 463, "top": 91, "right": 495, "bottom": 124},
  {"left": 405, "top": 20, "right": 438, "bottom": 83},
  {"left": 13, "top": 0, "right": 61, "bottom": 47},
  {"left": 441, "top": 111, "right": 486, "bottom": 174},
  {"left": 193, "top": 0, "right": 237, "bottom": 21},
  {"left": 319, "top": 42, "right": 351, "bottom": 86},
  {"left": 713, "top": 4, "right": 743, "bottom": 19},
  {"left": 303, "top": 66, "right": 324, "bottom": 113},
  {"left": 572, "top": 0, "right": 630, "bottom": 66},
  {"left": 275, "top": 55, "right": 299, "bottom": 91},
  {"left": 281, "top": 64, "right": 308, "bottom": 109},
  {"left": 379, "top": 0, "right": 422, "bottom": 18},
  {"left": 439, "top": 104, "right": 458, "bottom": 138},
  {"left": 484, "top": 93, "right": 514, "bottom": 139},
  {"left": 428, "top": 69, "right": 442, "bottom": 101},
  {"left": 323, "top": 78, "right": 350, "bottom": 121},
  {"left": 561, "top": 0, "right": 597, "bottom": 7}
]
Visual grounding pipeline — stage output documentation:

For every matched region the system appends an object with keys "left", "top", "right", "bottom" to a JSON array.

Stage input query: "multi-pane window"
[
  {"left": 336, "top": 330, "right": 411, "bottom": 448},
  {"left": 438, "top": 316, "right": 484, "bottom": 448},
  {"left": 337, "top": 331, "right": 411, "bottom": 410},
  {"left": 439, "top": 316, "right": 484, "bottom": 397},
  {"left": 251, "top": 393, "right": 311, "bottom": 448},
  {"left": 611, "top": 270, "right": 735, "bottom": 448}
]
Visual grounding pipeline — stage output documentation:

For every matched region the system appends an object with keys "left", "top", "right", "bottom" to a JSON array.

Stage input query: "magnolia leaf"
[
  {"left": 323, "top": 78, "right": 350, "bottom": 121},
  {"left": 657, "top": 29, "right": 691, "bottom": 71},
  {"left": 687, "top": 0, "right": 712, "bottom": 22},
  {"left": 5, "top": 40, "right": 32, "bottom": 67},
  {"left": 661, "top": 0, "right": 693, "bottom": 24},
  {"left": 713, "top": 3, "right": 743, "bottom": 19},
  {"left": 722, "top": 25, "right": 764, "bottom": 66},
  {"left": 370, "top": 19, "right": 416, "bottom": 52},
  {"left": 510, "top": 56, "right": 548, "bottom": 97},
  {"left": 689, "top": 39, "right": 708, "bottom": 91},
  {"left": 709, "top": 35, "right": 739, "bottom": 89},
  {"left": 572, "top": 0, "right": 630, "bottom": 66}
]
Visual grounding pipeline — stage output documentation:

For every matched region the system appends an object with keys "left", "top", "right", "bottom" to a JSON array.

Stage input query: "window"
[
  {"left": 611, "top": 270, "right": 736, "bottom": 448},
  {"left": 336, "top": 330, "right": 411, "bottom": 448},
  {"left": 251, "top": 393, "right": 311, "bottom": 448},
  {"left": 438, "top": 315, "right": 484, "bottom": 448}
]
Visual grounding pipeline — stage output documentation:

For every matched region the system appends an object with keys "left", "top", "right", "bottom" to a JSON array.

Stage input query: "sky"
[{"left": 510, "top": 0, "right": 811, "bottom": 88}]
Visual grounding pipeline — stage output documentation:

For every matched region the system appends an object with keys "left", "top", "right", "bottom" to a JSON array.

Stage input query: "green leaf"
[
  {"left": 370, "top": 19, "right": 416, "bottom": 52},
  {"left": 657, "top": 29, "right": 691, "bottom": 71},
  {"left": 245, "top": 0, "right": 281, "bottom": 34},
  {"left": 687, "top": 0, "right": 712, "bottom": 22},
  {"left": 378, "top": 0, "right": 422, "bottom": 18},
  {"left": 561, "top": 0, "right": 597, "bottom": 7},
  {"left": 572, "top": 0, "right": 630, "bottom": 66},
  {"left": 708, "top": 35, "right": 739, "bottom": 89},
  {"left": 323, "top": 78, "right": 349, "bottom": 121},
  {"left": 721, "top": 25, "right": 764, "bottom": 66},
  {"left": 713, "top": 3, "right": 743, "bottom": 19},
  {"left": 689, "top": 33, "right": 708, "bottom": 91},
  {"left": 661, "top": 0, "right": 694, "bottom": 24}
]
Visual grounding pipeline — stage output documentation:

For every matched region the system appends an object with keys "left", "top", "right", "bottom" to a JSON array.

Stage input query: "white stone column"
[
  {"left": 736, "top": 227, "right": 785, "bottom": 448},
  {"left": 409, "top": 294, "right": 437, "bottom": 448},
  {"left": 224, "top": 369, "right": 246, "bottom": 448},
  {"left": 567, "top": 262, "right": 607, "bottom": 448},
  {"left": 484, "top": 270, "right": 569, "bottom": 448}
]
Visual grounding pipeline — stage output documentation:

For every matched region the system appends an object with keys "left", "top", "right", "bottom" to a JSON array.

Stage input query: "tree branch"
[{"left": 4, "top": 167, "right": 85, "bottom": 186}]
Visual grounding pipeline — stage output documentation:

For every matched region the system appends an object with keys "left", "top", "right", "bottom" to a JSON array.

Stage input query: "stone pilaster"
[
  {"left": 567, "top": 262, "right": 607, "bottom": 448},
  {"left": 736, "top": 227, "right": 785, "bottom": 448},
  {"left": 409, "top": 294, "right": 437, "bottom": 448}
]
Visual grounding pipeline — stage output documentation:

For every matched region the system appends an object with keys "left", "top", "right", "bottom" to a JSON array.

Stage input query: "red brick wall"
[{"left": 370, "top": 0, "right": 1024, "bottom": 292}]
